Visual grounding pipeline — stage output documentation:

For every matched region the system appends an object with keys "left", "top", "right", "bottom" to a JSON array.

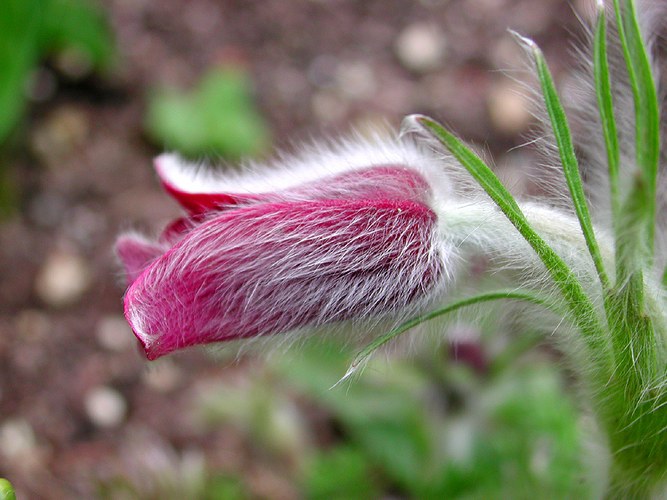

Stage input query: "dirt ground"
[{"left": 0, "top": 0, "right": 588, "bottom": 497}]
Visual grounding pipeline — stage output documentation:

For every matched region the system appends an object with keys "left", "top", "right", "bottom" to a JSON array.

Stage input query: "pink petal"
[
  {"left": 159, "top": 186, "right": 260, "bottom": 215},
  {"left": 115, "top": 234, "right": 166, "bottom": 283},
  {"left": 155, "top": 156, "right": 262, "bottom": 214},
  {"left": 156, "top": 154, "right": 431, "bottom": 215},
  {"left": 124, "top": 198, "right": 444, "bottom": 359},
  {"left": 288, "top": 165, "right": 431, "bottom": 203},
  {"left": 158, "top": 216, "right": 197, "bottom": 245}
]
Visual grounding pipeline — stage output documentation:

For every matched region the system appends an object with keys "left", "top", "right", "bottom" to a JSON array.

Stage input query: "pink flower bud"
[{"left": 117, "top": 140, "right": 452, "bottom": 359}]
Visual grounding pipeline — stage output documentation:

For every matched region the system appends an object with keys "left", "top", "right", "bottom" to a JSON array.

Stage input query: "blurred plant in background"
[
  {"left": 0, "top": 0, "right": 114, "bottom": 212},
  {"left": 145, "top": 67, "right": 270, "bottom": 160},
  {"left": 0, "top": 478, "right": 16, "bottom": 500},
  {"left": 274, "top": 339, "right": 589, "bottom": 498},
  {"left": 98, "top": 337, "right": 591, "bottom": 499}
]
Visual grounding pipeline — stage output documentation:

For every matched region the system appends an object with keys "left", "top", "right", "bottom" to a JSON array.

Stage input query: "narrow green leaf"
[
  {"left": 414, "top": 116, "right": 607, "bottom": 356},
  {"left": 346, "top": 290, "right": 554, "bottom": 379},
  {"left": 593, "top": 2, "right": 621, "bottom": 237},
  {"left": 522, "top": 33, "right": 611, "bottom": 294},
  {"left": 613, "top": 0, "right": 660, "bottom": 261},
  {"left": 609, "top": 0, "right": 657, "bottom": 336}
]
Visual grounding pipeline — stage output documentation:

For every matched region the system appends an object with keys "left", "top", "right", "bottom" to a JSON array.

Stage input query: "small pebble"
[
  {"left": 31, "top": 107, "right": 89, "bottom": 164},
  {"left": 336, "top": 62, "right": 377, "bottom": 100},
  {"left": 307, "top": 55, "right": 339, "bottom": 88},
  {"left": 85, "top": 386, "right": 127, "bottom": 428},
  {"left": 35, "top": 250, "right": 91, "bottom": 308},
  {"left": 0, "top": 419, "right": 36, "bottom": 459},
  {"left": 487, "top": 81, "right": 532, "bottom": 135},
  {"left": 55, "top": 47, "right": 93, "bottom": 80},
  {"left": 142, "top": 361, "right": 184, "bottom": 392},
  {"left": 395, "top": 23, "right": 447, "bottom": 73},
  {"left": 96, "top": 315, "right": 135, "bottom": 352},
  {"left": 311, "top": 90, "right": 348, "bottom": 122}
]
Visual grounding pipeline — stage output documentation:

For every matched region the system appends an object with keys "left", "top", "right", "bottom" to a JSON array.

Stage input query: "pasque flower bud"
[{"left": 117, "top": 140, "right": 455, "bottom": 359}]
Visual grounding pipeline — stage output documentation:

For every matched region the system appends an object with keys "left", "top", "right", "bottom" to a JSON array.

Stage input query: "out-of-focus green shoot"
[
  {"left": 0, "top": 478, "right": 16, "bottom": 500},
  {"left": 145, "top": 67, "right": 270, "bottom": 160},
  {"left": 0, "top": 0, "right": 114, "bottom": 147},
  {"left": 0, "top": 0, "right": 114, "bottom": 214}
]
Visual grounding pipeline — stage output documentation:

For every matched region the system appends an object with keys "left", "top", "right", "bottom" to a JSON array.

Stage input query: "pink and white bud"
[{"left": 116, "top": 138, "right": 455, "bottom": 359}]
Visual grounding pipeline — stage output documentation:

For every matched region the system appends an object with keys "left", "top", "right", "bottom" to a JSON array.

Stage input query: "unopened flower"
[{"left": 116, "top": 138, "right": 456, "bottom": 359}]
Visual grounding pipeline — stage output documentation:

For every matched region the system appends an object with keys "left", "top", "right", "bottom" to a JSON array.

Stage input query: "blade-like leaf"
[
  {"left": 613, "top": 0, "right": 660, "bottom": 261},
  {"left": 516, "top": 32, "right": 610, "bottom": 294},
  {"left": 608, "top": 1, "right": 657, "bottom": 370},
  {"left": 593, "top": 2, "right": 620, "bottom": 238}
]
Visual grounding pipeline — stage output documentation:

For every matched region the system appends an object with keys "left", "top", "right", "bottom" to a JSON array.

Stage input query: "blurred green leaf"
[
  {"left": 304, "top": 446, "right": 379, "bottom": 500},
  {"left": 0, "top": 478, "right": 16, "bottom": 500},
  {"left": 272, "top": 340, "right": 433, "bottom": 492},
  {"left": 146, "top": 68, "right": 270, "bottom": 160},
  {"left": 200, "top": 475, "right": 249, "bottom": 500},
  {"left": 272, "top": 339, "right": 590, "bottom": 498},
  {"left": 418, "top": 367, "right": 589, "bottom": 499},
  {"left": 0, "top": 0, "right": 42, "bottom": 144},
  {"left": 40, "top": 0, "right": 115, "bottom": 71},
  {"left": 0, "top": 0, "right": 113, "bottom": 146}
]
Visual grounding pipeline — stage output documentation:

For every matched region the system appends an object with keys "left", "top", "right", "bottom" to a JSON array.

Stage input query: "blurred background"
[{"left": 0, "top": 0, "right": 600, "bottom": 498}]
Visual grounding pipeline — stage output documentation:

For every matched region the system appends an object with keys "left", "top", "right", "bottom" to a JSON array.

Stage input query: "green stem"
[{"left": 415, "top": 116, "right": 608, "bottom": 359}]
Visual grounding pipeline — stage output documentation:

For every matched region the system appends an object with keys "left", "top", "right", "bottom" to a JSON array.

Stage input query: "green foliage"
[
  {"left": 98, "top": 472, "right": 250, "bottom": 500},
  {"left": 524, "top": 33, "right": 611, "bottom": 294},
  {"left": 40, "top": 0, "right": 114, "bottom": 70},
  {"left": 612, "top": 0, "right": 660, "bottom": 258},
  {"left": 199, "top": 475, "right": 249, "bottom": 500},
  {"left": 193, "top": 336, "right": 590, "bottom": 497},
  {"left": 0, "top": 0, "right": 41, "bottom": 146},
  {"left": 0, "top": 479, "right": 16, "bottom": 500},
  {"left": 593, "top": 5, "right": 620, "bottom": 229},
  {"left": 275, "top": 340, "right": 589, "bottom": 498},
  {"left": 0, "top": 0, "right": 113, "bottom": 146},
  {"left": 304, "top": 446, "right": 379, "bottom": 499},
  {"left": 145, "top": 68, "right": 270, "bottom": 160}
]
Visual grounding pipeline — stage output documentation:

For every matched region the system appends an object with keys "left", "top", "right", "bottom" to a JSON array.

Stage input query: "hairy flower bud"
[{"left": 117, "top": 139, "right": 454, "bottom": 359}]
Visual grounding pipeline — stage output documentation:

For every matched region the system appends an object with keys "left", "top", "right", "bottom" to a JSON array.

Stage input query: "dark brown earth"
[{"left": 0, "top": 0, "right": 589, "bottom": 497}]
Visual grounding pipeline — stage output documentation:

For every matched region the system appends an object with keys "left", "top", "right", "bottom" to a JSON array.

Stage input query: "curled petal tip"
[
  {"left": 154, "top": 154, "right": 246, "bottom": 214},
  {"left": 115, "top": 234, "right": 164, "bottom": 284}
]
